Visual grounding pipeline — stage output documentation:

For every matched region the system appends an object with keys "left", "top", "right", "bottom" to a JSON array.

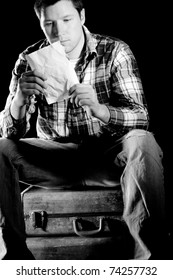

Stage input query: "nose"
[{"left": 52, "top": 21, "right": 65, "bottom": 38}]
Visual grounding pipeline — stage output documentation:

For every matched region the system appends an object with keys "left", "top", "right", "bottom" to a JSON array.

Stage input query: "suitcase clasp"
[{"left": 30, "top": 211, "right": 47, "bottom": 230}]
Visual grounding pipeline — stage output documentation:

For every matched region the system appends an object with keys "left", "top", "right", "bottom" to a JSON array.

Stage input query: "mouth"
[
  {"left": 60, "top": 40, "right": 69, "bottom": 45},
  {"left": 50, "top": 39, "right": 69, "bottom": 43}
]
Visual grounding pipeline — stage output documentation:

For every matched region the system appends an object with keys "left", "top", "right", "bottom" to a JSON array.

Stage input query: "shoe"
[{"left": 3, "top": 244, "right": 35, "bottom": 260}]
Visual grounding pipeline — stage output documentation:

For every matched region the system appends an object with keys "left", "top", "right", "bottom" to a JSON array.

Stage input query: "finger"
[
  {"left": 21, "top": 88, "right": 40, "bottom": 97},
  {"left": 25, "top": 82, "right": 46, "bottom": 95},
  {"left": 21, "top": 75, "right": 47, "bottom": 90},
  {"left": 22, "top": 70, "right": 47, "bottom": 81},
  {"left": 70, "top": 84, "right": 94, "bottom": 97},
  {"left": 69, "top": 83, "right": 82, "bottom": 95},
  {"left": 74, "top": 93, "right": 90, "bottom": 107},
  {"left": 69, "top": 87, "right": 85, "bottom": 104},
  {"left": 78, "top": 98, "right": 91, "bottom": 107},
  {"left": 19, "top": 82, "right": 44, "bottom": 98}
]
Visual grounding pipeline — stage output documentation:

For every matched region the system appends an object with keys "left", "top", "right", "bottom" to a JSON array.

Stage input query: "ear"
[
  {"left": 80, "top": 8, "right": 85, "bottom": 25},
  {"left": 40, "top": 21, "right": 43, "bottom": 31},
  {"left": 39, "top": 15, "right": 43, "bottom": 30}
]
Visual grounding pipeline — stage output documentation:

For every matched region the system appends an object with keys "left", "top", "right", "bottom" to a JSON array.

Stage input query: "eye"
[
  {"left": 63, "top": 18, "right": 72, "bottom": 22},
  {"left": 44, "top": 21, "right": 53, "bottom": 27}
]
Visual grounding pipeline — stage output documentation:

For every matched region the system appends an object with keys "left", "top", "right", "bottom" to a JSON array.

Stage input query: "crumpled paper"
[{"left": 25, "top": 41, "right": 79, "bottom": 104}]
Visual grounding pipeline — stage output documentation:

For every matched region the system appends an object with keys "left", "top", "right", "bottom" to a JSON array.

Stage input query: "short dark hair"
[{"left": 34, "top": 0, "right": 84, "bottom": 18}]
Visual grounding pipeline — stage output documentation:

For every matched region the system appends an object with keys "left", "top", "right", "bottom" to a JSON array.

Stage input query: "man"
[{"left": 0, "top": 0, "right": 166, "bottom": 259}]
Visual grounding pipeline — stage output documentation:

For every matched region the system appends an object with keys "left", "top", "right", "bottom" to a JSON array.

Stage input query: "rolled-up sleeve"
[
  {"left": 102, "top": 43, "right": 149, "bottom": 135},
  {"left": 0, "top": 54, "right": 36, "bottom": 139}
]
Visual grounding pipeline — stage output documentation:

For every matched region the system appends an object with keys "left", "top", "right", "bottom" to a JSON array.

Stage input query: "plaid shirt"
[{"left": 0, "top": 26, "right": 149, "bottom": 142}]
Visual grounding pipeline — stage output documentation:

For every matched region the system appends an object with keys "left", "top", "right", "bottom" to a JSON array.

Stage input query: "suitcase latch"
[{"left": 30, "top": 211, "right": 47, "bottom": 230}]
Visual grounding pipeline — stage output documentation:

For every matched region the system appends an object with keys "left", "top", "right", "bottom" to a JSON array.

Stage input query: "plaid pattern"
[{"left": 0, "top": 26, "right": 149, "bottom": 141}]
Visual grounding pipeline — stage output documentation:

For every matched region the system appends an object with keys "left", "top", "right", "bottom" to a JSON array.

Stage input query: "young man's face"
[{"left": 40, "top": 0, "right": 85, "bottom": 59}]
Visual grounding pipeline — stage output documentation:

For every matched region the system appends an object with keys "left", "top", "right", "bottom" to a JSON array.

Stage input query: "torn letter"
[{"left": 25, "top": 41, "right": 79, "bottom": 104}]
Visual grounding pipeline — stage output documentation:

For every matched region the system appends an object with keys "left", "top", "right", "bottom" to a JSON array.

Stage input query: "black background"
[{"left": 1, "top": 1, "right": 171, "bottom": 221}]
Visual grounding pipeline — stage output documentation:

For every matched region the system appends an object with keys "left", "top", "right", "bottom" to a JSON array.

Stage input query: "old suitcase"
[{"left": 22, "top": 185, "right": 133, "bottom": 260}]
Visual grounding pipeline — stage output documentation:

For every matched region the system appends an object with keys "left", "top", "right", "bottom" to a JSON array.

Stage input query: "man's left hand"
[{"left": 69, "top": 84, "right": 110, "bottom": 123}]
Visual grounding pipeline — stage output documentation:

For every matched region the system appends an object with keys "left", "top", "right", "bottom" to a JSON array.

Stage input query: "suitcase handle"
[{"left": 73, "top": 217, "right": 104, "bottom": 237}]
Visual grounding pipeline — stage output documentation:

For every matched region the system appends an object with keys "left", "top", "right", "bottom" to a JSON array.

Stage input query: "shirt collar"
[{"left": 83, "top": 25, "right": 97, "bottom": 57}]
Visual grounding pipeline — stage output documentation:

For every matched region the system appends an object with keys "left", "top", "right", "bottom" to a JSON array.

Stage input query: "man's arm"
[
  {"left": 0, "top": 55, "right": 46, "bottom": 139},
  {"left": 104, "top": 43, "right": 149, "bottom": 133},
  {"left": 69, "top": 42, "right": 149, "bottom": 135}
]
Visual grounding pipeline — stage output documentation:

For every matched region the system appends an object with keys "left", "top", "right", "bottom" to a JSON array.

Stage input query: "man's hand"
[
  {"left": 69, "top": 84, "right": 110, "bottom": 123},
  {"left": 11, "top": 70, "right": 47, "bottom": 120},
  {"left": 14, "top": 70, "right": 47, "bottom": 107}
]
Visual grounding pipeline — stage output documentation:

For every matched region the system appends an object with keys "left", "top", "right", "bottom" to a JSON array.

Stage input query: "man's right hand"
[
  {"left": 13, "top": 70, "right": 47, "bottom": 107},
  {"left": 10, "top": 70, "right": 47, "bottom": 120}
]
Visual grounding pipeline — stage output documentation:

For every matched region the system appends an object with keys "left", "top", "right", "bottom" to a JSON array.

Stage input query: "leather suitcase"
[{"left": 22, "top": 185, "right": 133, "bottom": 259}]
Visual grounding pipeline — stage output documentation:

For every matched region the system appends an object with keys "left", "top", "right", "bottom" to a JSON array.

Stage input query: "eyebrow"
[{"left": 44, "top": 13, "right": 74, "bottom": 21}]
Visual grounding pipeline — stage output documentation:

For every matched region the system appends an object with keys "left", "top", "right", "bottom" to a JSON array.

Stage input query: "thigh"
[
  {"left": 19, "top": 138, "right": 80, "bottom": 166},
  {"left": 16, "top": 138, "right": 82, "bottom": 188}
]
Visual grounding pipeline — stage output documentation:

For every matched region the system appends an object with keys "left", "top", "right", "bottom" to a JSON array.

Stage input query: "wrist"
[
  {"left": 10, "top": 98, "right": 26, "bottom": 120},
  {"left": 13, "top": 91, "right": 27, "bottom": 108},
  {"left": 94, "top": 104, "right": 110, "bottom": 124}
]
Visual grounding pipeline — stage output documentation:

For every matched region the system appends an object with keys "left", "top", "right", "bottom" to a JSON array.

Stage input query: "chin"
[{"left": 50, "top": 39, "right": 59, "bottom": 44}]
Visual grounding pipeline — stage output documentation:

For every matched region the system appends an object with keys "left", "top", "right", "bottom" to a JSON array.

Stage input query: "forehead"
[{"left": 41, "top": 0, "right": 78, "bottom": 20}]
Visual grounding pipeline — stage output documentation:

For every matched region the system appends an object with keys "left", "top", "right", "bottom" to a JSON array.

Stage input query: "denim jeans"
[{"left": 0, "top": 129, "right": 165, "bottom": 259}]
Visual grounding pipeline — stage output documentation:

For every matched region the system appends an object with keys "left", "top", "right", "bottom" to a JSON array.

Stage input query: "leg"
[
  {"left": 119, "top": 129, "right": 165, "bottom": 259},
  {"left": 0, "top": 138, "right": 31, "bottom": 259},
  {"left": 0, "top": 137, "right": 80, "bottom": 259}
]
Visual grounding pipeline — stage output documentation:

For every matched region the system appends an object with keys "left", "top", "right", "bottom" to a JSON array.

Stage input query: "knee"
[
  {"left": 123, "top": 129, "right": 163, "bottom": 160},
  {"left": 0, "top": 138, "right": 17, "bottom": 156},
  {"left": 125, "top": 129, "right": 152, "bottom": 140}
]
